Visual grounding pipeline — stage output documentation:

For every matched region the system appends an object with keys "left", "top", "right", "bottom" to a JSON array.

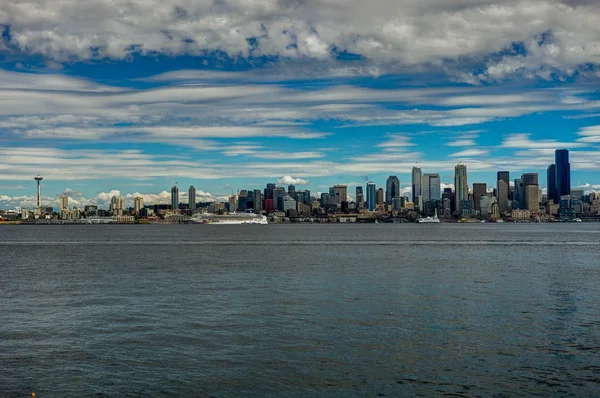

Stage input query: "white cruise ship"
[
  {"left": 190, "top": 212, "right": 268, "bottom": 225},
  {"left": 418, "top": 209, "right": 441, "bottom": 223}
]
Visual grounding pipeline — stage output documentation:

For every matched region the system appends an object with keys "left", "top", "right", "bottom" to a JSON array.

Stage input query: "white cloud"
[
  {"left": 502, "top": 133, "right": 588, "bottom": 149},
  {"left": 446, "top": 139, "right": 477, "bottom": 147},
  {"left": 277, "top": 176, "right": 309, "bottom": 185},
  {"left": 450, "top": 149, "right": 489, "bottom": 157},
  {"left": 1, "top": 1, "right": 599, "bottom": 81}
]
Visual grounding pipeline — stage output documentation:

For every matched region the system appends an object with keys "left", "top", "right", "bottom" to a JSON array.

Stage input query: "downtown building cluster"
[{"left": 3, "top": 149, "right": 600, "bottom": 224}]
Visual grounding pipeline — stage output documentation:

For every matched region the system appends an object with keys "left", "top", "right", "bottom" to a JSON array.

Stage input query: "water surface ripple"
[{"left": 1, "top": 224, "right": 599, "bottom": 397}]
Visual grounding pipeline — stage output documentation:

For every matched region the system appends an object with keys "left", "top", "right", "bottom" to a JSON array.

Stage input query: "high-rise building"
[
  {"left": 547, "top": 164, "right": 557, "bottom": 203},
  {"left": 333, "top": 185, "right": 348, "bottom": 203},
  {"left": 555, "top": 149, "right": 571, "bottom": 199},
  {"left": 385, "top": 176, "right": 400, "bottom": 205},
  {"left": 253, "top": 189, "right": 262, "bottom": 213},
  {"left": 264, "top": 183, "right": 275, "bottom": 202},
  {"left": 514, "top": 178, "right": 524, "bottom": 209},
  {"left": 412, "top": 166, "right": 422, "bottom": 209},
  {"left": 356, "top": 186, "right": 364, "bottom": 207},
  {"left": 134, "top": 196, "right": 144, "bottom": 215},
  {"left": 525, "top": 184, "right": 539, "bottom": 213},
  {"left": 522, "top": 173, "right": 538, "bottom": 186},
  {"left": 366, "top": 182, "right": 376, "bottom": 211},
  {"left": 497, "top": 179, "right": 510, "bottom": 215},
  {"left": 423, "top": 174, "right": 441, "bottom": 203},
  {"left": 497, "top": 171, "right": 510, "bottom": 186},
  {"left": 288, "top": 185, "right": 296, "bottom": 199},
  {"left": 472, "top": 183, "right": 487, "bottom": 211},
  {"left": 59, "top": 194, "right": 69, "bottom": 211},
  {"left": 171, "top": 185, "right": 179, "bottom": 211},
  {"left": 189, "top": 186, "right": 196, "bottom": 210},
  {"left": 110, "top": 195, "right": 125, "bottom": 216},
  {"left": 228, "top": 195, "right": 237, "bottom": 212},
  {"left": 376, "top": 188, "right": 385, "bottom": 207},
  {"left": 238, "top": 190, "right": 248, "bottom": 210},
  {"left": 454, "top": 164, "right": 468, "bottom": 212}
]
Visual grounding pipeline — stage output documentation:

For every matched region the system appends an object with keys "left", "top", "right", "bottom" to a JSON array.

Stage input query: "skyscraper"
[
  {"left": 412, "top": 166, "right": 422, "bottom": 209},
  {"left": 366, "top": 181, "right": 376, "bottom": 211},
  {"left": 454, "top": 164, "right": 468, "bottom": 212},
  {"left": 497, "top": 171, "right": 510, "bottom": 187},
  {"left": 385, "top": 176, "right": 400, "bottom": 205},
  {"left": 422, "top": 174, "right": 441, "bottom": 203},
  {"left": 514, "top": 178, "right": 524, "bottom": 209},
  {"left": 253, "top": 189, "right": 262, "bottom": 212},
  {"left": 288, "top": 185, "right": 296, "bottom": 199},
  {"left": 472, "top": 183, "right": 487, "bottom": 211},
  {"left": 522, "top": 173, "right": 539, "bottom": 213},
  {"left": 522, "top": 173, "right": 538, "bottom": 186},
  {"left": 333, "top": 185, "right": 348, "bottom": 203},
  {"left": 171, "top": 185, "right": 179, "bottom": 211},
  {"left": 189, "top": 185, "right": 196, "bottom": 210},
  {"left": 547, "top": 164, "right": 557, "bottom": 203},
  {"left": 376, "top": 188, "right": 384, "bottom": 207},
  {"left": 497, "top": 179, "right": 510, "bottom": 215},
  {"left": 555, "top": 149, "right": 571, "bottom": 198},
  {"left": 356, "top": 186, "right": 364, "bottom": 207},
  {"left": 134, "top": 196, "right": 144, "bottom": 215},
  {"left": 59, "top": 194, "right": 69, "bottom": 211}
]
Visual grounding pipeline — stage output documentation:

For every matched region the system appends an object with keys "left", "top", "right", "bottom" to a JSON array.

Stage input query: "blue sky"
[{"left": 1, "top": 0, "right": 600, "bottom": 209}]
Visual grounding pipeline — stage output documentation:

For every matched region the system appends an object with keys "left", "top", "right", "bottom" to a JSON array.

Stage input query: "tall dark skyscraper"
[
  {"left": 555, "top": 149, "right": 571, "bottom": 198},
  {"left": 497, "top": 171, "right": 510, "bottom": 186},
  {"left": 547, "top": 164, "right": 557, "bottom": 203},
  {"left": 385, "top": 175, "right": 400, "bottom": 205}
]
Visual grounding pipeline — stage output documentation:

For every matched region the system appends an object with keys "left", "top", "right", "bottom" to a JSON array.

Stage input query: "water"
[{"left": 1, "top": 224, "right": 599, "bottom": 397}]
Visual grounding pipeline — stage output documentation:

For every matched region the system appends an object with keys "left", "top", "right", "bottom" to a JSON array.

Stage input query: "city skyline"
[
  {"left": 3, "top": 151, "right": 597, "bottom": 211},
  {"left": 1, "top": 1, "right": 600, "bottom": 209}
]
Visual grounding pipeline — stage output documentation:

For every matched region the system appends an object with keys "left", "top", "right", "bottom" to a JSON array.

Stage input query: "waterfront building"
[
  {"left": 134, "top": 196, "right": 144, "bottom": 215},
  {"left": 264, "top": 183, "right": 275, "bottom": 202},
  {"left": 472, "top": 183, "right": 487, "bottom": 211},
  {"left": 525, "top": 184, "right": 539, "bottom": 213},
  {"left": 571, "top": 188, "right": 584, "bottom": 200},
  {"left": 522, "top": 173, "right": 538, "bottom": 187},
  {"left": 366, "top": 182, "right": 376, "bottom": 211},
  {"left": 110, "top": 196, "right": 125, "bottom": 216},
  {"left": 238, "top": 190, "right": 248, "bottom": 210},
  {"left": 376, "top": 188, "right": 384, "bottom": 208},
  {"left": 459, "top": 199, "right": 475, "bottom": 217},
  {"left": 59, "top": 194, "right": 69, "bottom": 211},
  {"left": 84, "top": 205, "right": 98, "bottom": 218},
  {"left": 282, "top": 196, "right": 296, "bottom": 215},
  {"left": 547, "top": 164, "right": 557, "bottom": 203},
  {"left": 422, "top": 174, "right": 441, "bottom": 203},
  {"left": 189, "top": 186, "right": 196, "bottom": 210},
  {"left": 253, "top": 189, "right": 262, "bottom": 213},
  {"left": 320, "top": 192, "right": 328, "bottom": 207},
  {"left": 171, "top": 185, "right": 179, "bottom": 211},
  {"left": 480, "top": 196, "right": 497, "bottom": 218},
  {"left": 228, "top": 195, "right": 237, "bottom": 213},
  {"left": 555, "top": 149, "right": 571, "bottom": 199},
  {"left": 412, "top": 166, "right": 423, "bottom": 210},
  {"left": 454, "top": 164, "right": 468, "bottom": 212},
  {"left": 356, "top": 186, "right": 364, "bottom": 208},
  {"left": 514, "top": 178, "right": 524, "bottom": 209},
  {"left": 497, "top": 179, "right": 510, "bottom": 215},
  {"left": 333, "top": 185, "right": 348, "bottom": 203},
  {"left": 385, "top": 176, "right": 400, "bottom": 205}
]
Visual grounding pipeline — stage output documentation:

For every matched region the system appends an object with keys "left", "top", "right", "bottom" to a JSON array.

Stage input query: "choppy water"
[{"left": 1, "top": 224, "right": 599, "bottom": 397}]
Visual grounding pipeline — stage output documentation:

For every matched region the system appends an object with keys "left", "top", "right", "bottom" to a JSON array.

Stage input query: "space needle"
[{"left": 34, "top": 174, "right": 43, "bottom": 207}]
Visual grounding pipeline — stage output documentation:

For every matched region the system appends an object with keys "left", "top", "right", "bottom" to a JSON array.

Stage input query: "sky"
[{"left": 1, "top": 0, "right": 600, "bottom": 209}]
